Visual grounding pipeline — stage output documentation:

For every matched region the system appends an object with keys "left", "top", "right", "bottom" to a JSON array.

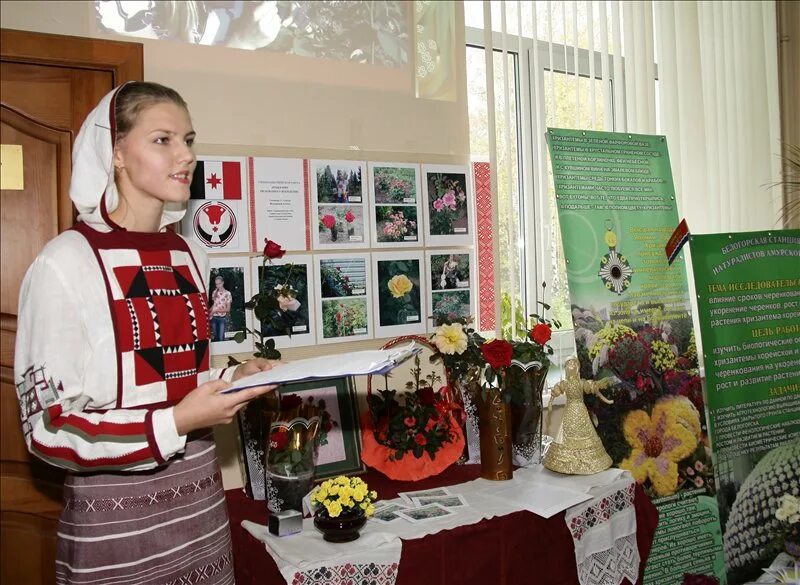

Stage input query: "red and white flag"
[{"left": 190, "top": 160, "right": 242, "bottom": 200}]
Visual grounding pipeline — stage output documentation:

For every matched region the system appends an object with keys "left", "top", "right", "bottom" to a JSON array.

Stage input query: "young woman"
[{"left": 14, "top": 82, "right": 273, "bottom": 584}]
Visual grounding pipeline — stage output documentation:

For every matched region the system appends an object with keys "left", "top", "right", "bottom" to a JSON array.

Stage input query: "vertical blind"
[
  {"left": 474, "top": 0, "right": 781, "bottom": 338},
  {"left": 479, "top": 0, "right": 658, "bottom": 336}
]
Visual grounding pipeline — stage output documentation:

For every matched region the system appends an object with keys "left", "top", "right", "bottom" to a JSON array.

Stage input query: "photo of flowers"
[
  {"left": 372, "top": 251, "right": 426, "bottom": 337},
  {"left": 368, "top": 163, "right": 422, "bottom": 248},
  {"left": 429, "top": 252, "right": 470, "bottom": 291},
  {"left": 312, "top": 160, "right": 369, "bottom": 250},
  {"left": 319, "top": 258, "right": 367, "bottom": 298},
  {"left": 573, "top": 309, "right": 713, "bottom": 503},
  {"left": 314, "top": 253, "right": 372, "bottom": 344},
  {"left": 317, "top": 205, "right": 365, "bottom": 245},
  {"left": 208, "top": 256, "right": 252, "bottom": 355},
  {"left": 430, "top": 290, "right": 472, "bottom": 329},
  {"left": 374, "top": 206, "right": 419, "bottom": 244},
  {"left": 321, "top": 298, "right": 369, "bottom": 340},
  {"left": 372, "top": 164, "right": 418, "bottom": 204},
  {"left": 249, "top": 254, "right": 316, "bottom": 350},
  {"left": 422, "top": 164, "right": 471, "bottom": 246},
  {"left": 313, "top": 160, "right": 364, "bottom": 204}
]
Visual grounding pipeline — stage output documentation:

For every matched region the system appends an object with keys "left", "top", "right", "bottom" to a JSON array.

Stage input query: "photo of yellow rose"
[
  {"left": 388, "top": 274, "right": 413, "bottom": 298},
  {"left": 377, "top": 258, "right": 421, "bottom": 328}
]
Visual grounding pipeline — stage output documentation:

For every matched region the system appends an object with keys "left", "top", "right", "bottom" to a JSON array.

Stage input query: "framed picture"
[
  {"left": 181, "top": 155, "right": 250, "bottom": 253},
  {"left": 314, "top": 253, "right": 373, "bottom": 344},
  {"left": 372, "top": 250, "right": 427, "bottom": 338},
  {"left": 426, "top": 250, "right": 475, "bottom": 332},
  {"left": 368, "top": 162, "right": 423, "bottom": 248},
  {"left": 311, "top": 159, "right": 369, "bottom": 250},
  {"left": 208, "top": 255, "right": 252, "bottom": 355},
  {"left": 237, "top": 376, "right": 364, "bottom": 499},
  {"left": 421, "top": 164, "right": 473, "bottom": 247},
  {"left": 249, "top": 254, "right": 316, "bottom": 350}
]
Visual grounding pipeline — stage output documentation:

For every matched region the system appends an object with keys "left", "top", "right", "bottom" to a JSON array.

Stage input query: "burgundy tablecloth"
[{"left": 226, "top": 465, "right": 659, "bottom": 585}]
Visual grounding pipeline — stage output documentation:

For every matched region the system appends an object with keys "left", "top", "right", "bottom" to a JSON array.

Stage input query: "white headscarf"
[{"left": 70, "top": 82, "right": 186, "bottom": 232}]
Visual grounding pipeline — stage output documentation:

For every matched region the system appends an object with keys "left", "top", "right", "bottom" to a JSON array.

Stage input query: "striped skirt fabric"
[{"left": 56, "top": 433, "right": 234, "bottom": 585}]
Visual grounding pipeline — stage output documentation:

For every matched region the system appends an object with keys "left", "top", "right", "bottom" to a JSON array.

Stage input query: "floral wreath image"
[{"left": 598, "top": 221, "right": 633, "bottom": 295}]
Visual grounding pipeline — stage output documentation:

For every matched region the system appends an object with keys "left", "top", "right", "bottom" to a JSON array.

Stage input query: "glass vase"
[
  {"left": 265, "top": 416, "right": 320, "bottom": 513},
  {"left": 504, "top": 360, "right": 548, "bottom": 467}
]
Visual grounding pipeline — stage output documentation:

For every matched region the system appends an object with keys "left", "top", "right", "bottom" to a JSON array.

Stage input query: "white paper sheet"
[{"left": 223, "top": 342, "right": 421, "bottom": 392}]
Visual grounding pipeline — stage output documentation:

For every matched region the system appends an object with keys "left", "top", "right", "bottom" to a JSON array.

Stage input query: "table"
[{"left": 226, "top": 465, "right": 659, "bottom": 585}]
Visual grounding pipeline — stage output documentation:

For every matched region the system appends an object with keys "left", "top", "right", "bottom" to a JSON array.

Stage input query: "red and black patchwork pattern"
[
  {"left": 72, "top": 223, "right": 212, "bottom": 406},
  {"left": 112, "top": 251, "right": 209, "bottom": 401}
]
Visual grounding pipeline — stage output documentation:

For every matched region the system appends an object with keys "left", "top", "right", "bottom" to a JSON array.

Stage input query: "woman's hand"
[
  {"left": 173, "top": 378, "right": 275, "bottom": 436},
  {"left": 231, "top": 357, "right": 279, "bottom": 382}
]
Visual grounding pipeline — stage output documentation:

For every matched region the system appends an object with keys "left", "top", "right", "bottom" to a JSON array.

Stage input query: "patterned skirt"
[{"left": 55, "top": 432, "right": 234, "bottom": 585}]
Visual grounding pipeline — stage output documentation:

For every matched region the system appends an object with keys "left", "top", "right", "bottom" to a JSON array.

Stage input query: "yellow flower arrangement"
[
  {"left": 387, "top": 274, "right": 413, "bottom": 298},
  {"left": 620, "top": 396, "right": 700, "bottom": 497},
  {"left": 684, "top": 330, "right": 697, "bottom": 362},
  {"left": 432, "top": 322, "right": 468, "bottom": 355},
  {"left": 311, "top": 475, "right": 378, "bottom": 518},
  {"left": 588, "top": 322, "right": 636, "bottom": 360},
  {"left": 650, "top": 340, "right": 677, "bottom": 373}
]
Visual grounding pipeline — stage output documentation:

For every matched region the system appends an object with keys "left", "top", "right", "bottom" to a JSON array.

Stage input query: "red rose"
[
  {"left": 322, "top": 214, "right": 336, "bottom": 229},
  {"left": 481, "top": 339, "right": 514, "bottom": 369},
  {"left": 530, "top": 323, "right": 552, "bottom": 345},
  {"left": 344, "top": 211, "right": 355, "bottom": 223},
  {"left": 414, "top": 433, "right": 427, "bottom": 446},
  {"left": 263, "top": 238, "right": 286, "bottom": 260},
  {"left": 416, "top": 387, "right": 435, "bottom": 407},
  {"left": 269, "top": 429, "right": 289, "bottom": 451},
  {"left": 280, "top": 394, "right": 303, "bottom": 410},
  {"left": 404, "top": 416, "right": 417, "bottom": 427}
]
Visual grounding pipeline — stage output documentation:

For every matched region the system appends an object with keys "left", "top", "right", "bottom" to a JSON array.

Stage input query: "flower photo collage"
[{"left": 184, "top": 156, "right": 475, "bottom": 355}]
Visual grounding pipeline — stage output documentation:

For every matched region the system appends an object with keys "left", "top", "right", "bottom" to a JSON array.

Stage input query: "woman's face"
[{"left": 113, "top": 101, "right": 196, "bottom": 206}]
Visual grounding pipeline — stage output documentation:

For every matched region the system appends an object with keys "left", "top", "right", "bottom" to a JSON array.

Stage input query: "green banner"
[
  {"left": 546, "top": 128, "right": 725, "bottom": 584},
  {"left": 690, "top": 230, "right": 800, "bottom": 585}
]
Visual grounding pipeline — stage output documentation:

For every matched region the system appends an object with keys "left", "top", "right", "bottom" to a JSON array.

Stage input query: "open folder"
[{"left": 221, "top": 341, "right": 422, "bottom": 393}]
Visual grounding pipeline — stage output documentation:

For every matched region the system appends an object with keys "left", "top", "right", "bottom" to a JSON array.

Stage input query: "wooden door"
[{"left": 0, "top": 29, "right": 142, "bottom": 584}]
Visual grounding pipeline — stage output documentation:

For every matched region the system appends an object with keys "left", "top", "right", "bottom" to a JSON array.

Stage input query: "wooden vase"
[{"left": 477, "top": 391, "right": 513, "bottom": 480}]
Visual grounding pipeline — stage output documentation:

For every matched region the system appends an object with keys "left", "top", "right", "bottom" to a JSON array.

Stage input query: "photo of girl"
[
  {"left": 430, "top": 253, "right": 470, "bottom": 291},
  {"left": 208, "top": 267, "right": 246, "bottom": 343}
]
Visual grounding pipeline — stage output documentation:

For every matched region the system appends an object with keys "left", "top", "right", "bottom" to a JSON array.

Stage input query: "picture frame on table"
[{"left": 237, "top": 376, "right": 364, "bottom": 499}]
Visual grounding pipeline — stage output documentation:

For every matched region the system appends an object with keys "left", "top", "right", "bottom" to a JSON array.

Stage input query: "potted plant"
[{"left": 311, "top": 476, "right": 377, "bottom": 543}]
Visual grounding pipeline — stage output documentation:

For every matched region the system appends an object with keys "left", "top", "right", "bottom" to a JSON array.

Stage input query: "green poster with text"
[
  {"left": 547, "top": 128, "right": 725, "bottom": 584},
  {"left": 690, "top": 231, "right": 800, "bottom": 585}
]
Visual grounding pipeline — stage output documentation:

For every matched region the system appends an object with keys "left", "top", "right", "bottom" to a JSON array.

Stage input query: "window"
[{"left": 465, "top": 1, "right": 646, "bottom": 381}]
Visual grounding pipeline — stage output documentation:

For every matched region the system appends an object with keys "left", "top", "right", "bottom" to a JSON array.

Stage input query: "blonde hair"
[{"left": 114, "top": 81, "right": 189, "bottom": 142}]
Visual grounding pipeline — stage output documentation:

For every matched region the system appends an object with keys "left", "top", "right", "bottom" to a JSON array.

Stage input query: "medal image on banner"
[{"left": 181, "top": 155, "right": 250, "bottom": 253}]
